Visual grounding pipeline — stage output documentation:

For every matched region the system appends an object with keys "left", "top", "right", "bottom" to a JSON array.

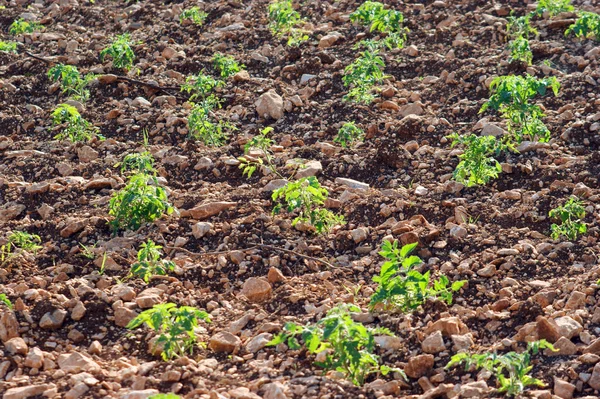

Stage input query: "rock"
[
  {"left": 451, "top": 334, "right": 474, "bottom": 351},
  {"left": 555, "top": 316, "right": 583, "bottom": 339},
  {"left": 71, "top": 301, "right": 86, "bottom": 321},
  {"left": 245, "top": 333, "right": 272, "bottom": 353},
  {"left": 481, "top": 123, "right": 505, "bottom": 137},
  {"left": 406, "top": 45, "right": 419, "bottom": 57},
  {"left": 39, "top": 309, "right": 68, "bottom": 329},
  {"left": 241, "top": 277, "right": 272, "bottom": 303},
  {"left": 0, "top": 204, "right": 26, "bottom": 221},
  {"left": 590, "top": 362, "right": 600, "bottom": 390},
  {"left": 554, "top": 377, "right": 575, "bottom": 399},
  {"left": 318, "top": 32, "right": 342, "bottom": 49},
  {"left": 114, "top": 307, "right": 138, "bottom": 327},
  {"left": 135, "top": 288, "right": 162, "bottom": 309},
  {"left": 233, "top": 70, "right": 250, "bottom": 82},
  {"left": 537, "top": 316, "right": 560, "bottom": 343},
  {"left": 425, "top": 317, "right": 469, "bottom": 336},
  {"left": 58, "top": 352, "right": 101, "bottom": 373},
  {"left": 584, "top": 338, "right": 600, "bottom": 354},
  {"left": 88, "top": 341, "right": 102, "bottom": 355},
  {"left": 422, "top": 331, "right": 445, "bottom": 354},
  {"left": 255, "top": 90, "right": 284, "bottom": 120},
  {"left": 450, "top": 225, "right": 467, "bottom": 239},
  {"left": 351, "top": 227, "right": 369, "bottom": 243},
  {"left": 262, "top": 179, "right": 288, "bottom": 192},
  {"left": 0, "top": 310, "right": 19, "bottom": 342},
  {"left": 121, "top": 390, "right": 160, "bottom": 399},
  {"left": 77, "top": 145, "right": 99, "bottom": 163},
  {"left": 573, "top": 182, "right": 592, "bottom": 198},
  {"left": 267, "top": 267, "right": 286, "bottom": 284},
  {"left": 65, "top": 382, "right": 89, "bottom": 399},
  {"left": 3, "top": 385, "right": 52, "bottom": 399},
  {"left": 374, "top": 335, "right": 402, "bottom": 350},
  {"left": 60, "top": 219, "right": 87, "bottom": 237},
  {"left": 548, "top": 336, "right": 577, "bottom": 356},
  {"left": 335, "top": 177, "right": 369, "bottom": 190},
  {"left": 98, "top": 74, "right": 118, "bottom": 84},
  {"left": 477, "top": 264, "right": 496, "bottom": 277},
  {"left": 263, "top": 382, "right": 288, "bottom": 399},
  {"left": 459, "top": 381, "right": 490, "bottom": 398},
  {"left": 229, "top": 387, "right": 262, "bottom": 399},
  {"left": 5, "top": 337, "right": 28, "bottom": 355},
  {"left": 192, "top": 222, "right": 212, "bottom": 239},
  {"left": 112, "top": 284, "right": 136, "bottom": 301},
  {"left": 565, "top": 290, "right": 586, "bottom": 310},
  {"left": 294, "top": 160, "right": 322, "bottom": 178},
  {"left": 182, "top": 202, "right": 237, "bottom": 219},
  {"left": 24, "top": 347, "right": 44, "bottom": 368},
  {"left": 132, "top": 97, "right": 151, "bottom": 107},
  {"left": 399, "top": 102, "right": 423, "bottom": 117},
  {"left": 405, "top": 354, "right": 434, "bottom": 378},
  {"left": 194, "top": 156, "right": 213, "bottom": 170},
  {"left": 209, "top": 331, "right": 241, "bottom": 353}
]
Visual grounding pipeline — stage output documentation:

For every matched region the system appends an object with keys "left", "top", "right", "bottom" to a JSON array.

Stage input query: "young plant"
[
  {"left": 335, "top": 122, "right": 364, "bottom": 148},
  {"left": 480, "top": 75, "right": 560, "bottom": 144},
  {"left": 370, "top": 241, "right": 465, "bottom": 312},
  {"left": 446, "top": 340, "right": 556, "bottom": 397},
  {"left": 0, "top": 294, "right": 12, "bottom": 309},
  {"left": 508, "top": 36, "right": 533, "bottom": 65},
  {"left": 272, "top": 176, "right": 345, "bottom": 234},
  {"left": 350, "top": 1, "right": 409, "bottom": 49},
  {"left": 126, "top": 303, "right": 210, "bottom": 360},
  {"left": 179, "top": 7, "right": 208, "bottom": 25},
  {"left": 78, "top": 243, "right": 97, "bottom": 260},
  {"left": 343, "top": 48, "right": 388, "bottom": 104},
  {"left": 565, "top": 12, "right": 600, "bottom": 41},
  {"left": 108, "top": 173, "right": 174, "bottom": 232},
  {"left": 1, "top": 231, "right": 42, "bottom": 263},
  {"left": 47, "top": 64, "right": 95, "bottom": 102},
  {"left": 267, "top": 304, "right": 402, "bottom": 386},
  {"left": 239, "top": 126, "right": 279, "bottom": 178},
  {"left": 506, "top": 14, "right": 538, "bottom": 39},
  {"left": 549, "top": 197, "right": 587, "bottom": 240},
  {"left": 447, "top": 133, "right": 503, "bottom": 187},
  {"left": 187, "top": 97, "right": 235, "bottom": 146},
  {"left": 212, "top": 53, "right": 244, "bottom": 79},
  {"left": 535, "top": 0, "right": 574, "bottom": 18},
  {"left": 128, "top": 240, "right": 175, "bottom": 283},
  {"left": 51, "top": 104, "right": 99, "bottom": 142},
  {"left": 0, "top": 41, "right": 18, "bottom": 53},
  {"left": 268, "top": 0, "right": 309, "bottom": 47},
  {"left": 181, "top": 72, "right": 224, "bottom": 102},
  {"left": 9, "top": 18, "right": 42, "bottom": 35},
  {"left": 119, "top": 151, "right": 156, "bottom": 175},
  {"left": 100, "top": 34, "right": 136, "bottom": 70}
]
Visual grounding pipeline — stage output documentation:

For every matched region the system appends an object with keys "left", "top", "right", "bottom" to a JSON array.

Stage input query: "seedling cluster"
[
  {"left": 0, "top": 41, "right": 18, "bottom": 53},
  {"left": 51, "top": 104, "right": 99, "bottom": 142},
  {"left": 349, "top": 1, "right": 409, "bottom": 50},
  {"left": 448, "top": 133, "right": 503, "bottom": 187},
  {"left": 335, "top": 122, "right": 364, "bottom": 148},
  {"left": 179, "top": 7, "right": 208, "bottom": 26},
  {"left": 128, "top": 240, "right": 175, "bottom": 282},
  {"left": 48, "top": 64, "right": 95, "bottom": 102},
  {"left": 549, "top": 197, "right": 587, "bottom": 240},
  {"left": 9, "top": 18, "right": 42, "bottom": 35},
  {"left": 1, "top": 231, "right": 42, "bottom": 264},
  {"left": 100, "top": 34, "right": 136, "bottom": 70},
  {"left": 213, "top": 53, "right": 245, "bottom": 79},
  {"left": 268, "top": 0, "right": 309, "bottom": 47}
]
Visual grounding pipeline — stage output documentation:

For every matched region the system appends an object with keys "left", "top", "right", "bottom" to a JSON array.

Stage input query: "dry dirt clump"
[{"left": 1, "top": 0, "right": 600, "bottom": 398}]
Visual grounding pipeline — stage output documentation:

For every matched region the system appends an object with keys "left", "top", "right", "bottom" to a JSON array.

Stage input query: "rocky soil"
[{"left": 2, "top": 0, "right": 600, "bottom": 398}]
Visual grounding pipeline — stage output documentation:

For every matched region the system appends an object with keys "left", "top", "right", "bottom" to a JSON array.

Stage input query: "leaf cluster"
[
  {"left": 51, "top": 104, "right": 99, "bottom": 142},
  {"left": 0, "top": 294, "right": 12, "bottom": 309},
  {"left": 9, "top": 18, "right": 42, "bottom": 35},
  {"left": 239, "top": 127, "right": 277, "bottom": 178},
  {"left": 549, "top": 197, "right": 587, "bottom": 240},
  {"left": 100, "top": 34, "right": 136, "bottom": 70},
  {"left": 446, "top": 340, "right": 556, "bottom": 396},
  {"left": 0, "top": 41, "right": 18, "bottom": 53},
  {"left": 187, "top": 96, "right": 236, "bottom": 146},
  {"left": 128, "top": 240, "right": 175, "bottom": 283},
  {"left": 268, "top": 0, "right": 309, "bottom": 47},
  {"left": 181, "top": 72, "right": 224, "bottom": 102},
  {"left": 343, "top": 49, "right": 388, "bottom": 104},
  {"left": 108, "top": 173, "right": 174, "bottom": 233},
  {"left": 508, "top": 36, "right": 533, "bottom": 65},
  {"left": 370, "top": 241, "right": 465, "bottom": 312},
  {"left": 119, "top": 151, "right": 156, "bottom": 175},
  {"left": 126, "top": 303, "right": 210, "bottom": 360},
  {"left": 335, "top": 122, "right": 364, "bottom": 148},
  {"left": 349, "top": 1, "right": 409, "bottom": 49},
  {"left": 535, "top": 0, "right": 574, "bottom": 18},
  {"left": 212, "top": 53, "right": 245, "bottom": 79},
  {"left": 1, "top": 231, "right": 42, "bottom": 263},
  {"left": 272, "top": 176, "right": 345, "bottom": 234},
  {"left": 179, "top": 7, "right": 207, "bottom": 25},
  {"left": 267, "top": 304, "right": 401, "bottom": 386},
  {"left": 448, "top": 133, "right": 504, "bottom": 187},
  {"left": 566, "top": 11, "right": 600, "bottom": 41},
  {"left": 48, "top": 64, "right": 95, "bottom": 102}
]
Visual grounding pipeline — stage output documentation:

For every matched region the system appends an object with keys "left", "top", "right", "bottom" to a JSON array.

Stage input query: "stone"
[
  {"left": 192, "top": 222, "right": 212, "bottom": 239},
  {"left": 40, "top": 309, "right": 68, "bottom": 329},
  {"left": 58, "top": 352, "right": 101, "bottom": 373},
  {"left": 450, "top": 225, "right": 467, "bottom": 239},
  {"left": 553, "top": 378, "right": 575, "bottom": 399},
  {"left": 318, "top": 33, "right": 342, "bottom": 49},
  {"left": 209, "top": 331, "right": 241, "bottom": 353},
  {"left": 121, "top": 390, "right": 160, "bottom": 399},
  {"left": 351, "top": 227, "right": 369, "bottom": 243},
  {"left": 132, "top": 97, "right": 152, "bottom": 107},
  {"left": 88, "top": 341, "right": 102, "bottom": 355},
  {"left": 589, "top": 362, "right": 600, "bottom": 390},
  {"left": 481, "top": 123, "right": 505, "bottom": 137},
  {"left": 374, "top": 335, "right": 402, "bottom": 350},
  {"left": 400, "top": 102, "right": 423, "bottom": 117},
  {"left": 24, "top": 347, "right": 44, "bottom": 368},
  {"left": 71, "top": 301, "right": 86, "bottom": 321},
  {"left": 0, "top": 309, "right": 19, "bottom": 342},
  {"left": 241, "top": 277, "right": 272, "bottom": 303},
  {"left": 245, "top": 333, "right": 272, "bottom": 353},
  {"left": 267, "top": 267, "right": 286, "bottom": 284},
  {"left": 5, "top": 337, "right": 28, "bottom": 355},
  {"left": 422, "top": 331, "right": 445, "bottom": 353},
  {"left": 335, "top": 177, "right": 369, "bottom": 190},
  {"left": 537, "top": 316, "right": 560, "bottom": 343},
  {"left": 65, "top": 382, "right": 89, "bottom": 399},
  {"left": 425, "top": 317, "right": 469, "bottom": 336},
  {"left": 459, "top": 381, "right": 490, "bottom": 398},
  {"left": 477, "top": 264, "right": 496, "bottom": 277},
  {"left": 548, "top": 337, "right": 577, "bottom": 356},
  {"left": 451, "top": 334, "right": 474, "bottom": 351},
  {"left": 565, "top": 290, "right": 586, "bottom": 310},
  {"left": 555, "top": 316, "right": 583, "bottom": 339},
  {"left": 229, "top": 387, "right": 262, "bottom": 399},
  {"left": 60, "top": 219, "right": 87, "bottom": 238},
  {"left": 294, "top": 160, "right": 322, "bottom": 178},
  {"left": 405, "top": 354, "right": 434, "bottom": 378},
  {"left": 584, "top": 338, "right": 600, "bottom": 355},
  {"left": 182, "top": 202, "right": 237, "bottom": 219},
  {"left": 263, "top": 382, "right": 288, "bottom": 399},
  {"left": 3, "top": 385, "right": 52, "bottom": 399},
  {"left": 255, "top": 90, "right": 284, "bottom": 120},
  {"left": 135, "top": 288, "right": 162, "bottom": 309},
  {"left": 114, "top": 307, "right": 138, "bottom": 327},
  {"left": 77, "top": 146, "right": 99, "bottom": 163}
]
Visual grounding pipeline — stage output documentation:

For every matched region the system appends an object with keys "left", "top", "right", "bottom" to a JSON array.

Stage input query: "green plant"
[
  {"left": 47, "top": 64, "right": 95, "bottom": 102},
  {"left": 268, "top": 0, "right": 309, "bottom": 46},
  {"left": 549, "top": 197, "right": 587, "bottom": 240},
  {"left": 447, "top": 133, "right": 504, "bottom": 187},
  {"left": 0, "top": 41, "right": 18, "bottom": 53},
  {"left": 349, "top": 1, "right": 409, "bottom": 49},
  {"left": 370, "top": 241, "right": 465, "bottom": 312},
  {"left": 239, "top": 126, "right": 279, "bottom": 178},
  {"left": 179, "top": 7, "right": 207, "bottom": 25},
  {"left": 51, "top": 104, "right": 99, "bottom": 142},
  {"left": 508, "top": 36, "right": 533, "bottom": 65},
  {"left": 1, "top": 231, "right": 42, "bottom": 263},
  {"left": 272, "top": 176, "right": 345, "bottom": 234},
  {"left": 108, "top": 173, "right": 174, "bottom": 232},
  {"left": 267, "top": 304, "right": 402, "bottom": 386},
  {"left": 506, "top": 14, "right": 538, "bottom": 39},
  {"left": 119, "top": 151, "right": 156, "bottom": 175},
  {"left": 335, "top": 122, "right": 364, "bottom": 148},
  {"left": 187, "top": 97, "right": 235, "bottom": 146},
  {"left": 0, "top": 294, "right": 12, "bottom": 309},
  {"left": 128, "top": 240, "right": 175, "bottom": 283},
  {"left": 565, "top": 12, "right": 600, "bottom": 41},
  {"left": 480, "top": 75, "right": 560, "bottom": 144},
  {"left": 535, "top": 0, "right": 574, "bottom": 18},
  {"left": 126, "top": 303, "right": 210, "bottom": 360},
  {"left": 181, "top": 72, "right": 224, "bottom": 102},
  {"left": 343, "top": 48, "right": 388, "bottom": 103},
  {"left": 100, "top": 34, "right": 136, "bottom": 70},
  {"left": 446, "top": 340, "right": 556, "bottom": 397},
  {"left": 9, "top": 18, "right": 42, "bottom": 35},
  {"left": 212, "top": 53, "right": 244, "bottom": 79},
  {"left": 79, "top": 243, "right": 97, "bottom": 260}
]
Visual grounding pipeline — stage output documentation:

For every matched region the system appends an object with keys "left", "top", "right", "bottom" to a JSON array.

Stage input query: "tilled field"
[{"left": 1, "top": 0, "right": 600, "bottom": 398}]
